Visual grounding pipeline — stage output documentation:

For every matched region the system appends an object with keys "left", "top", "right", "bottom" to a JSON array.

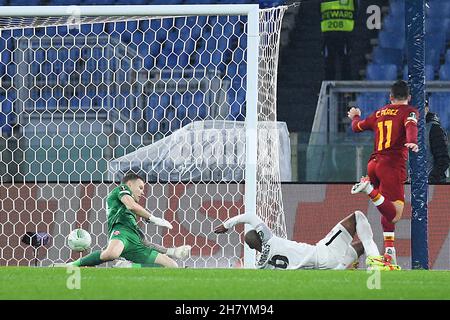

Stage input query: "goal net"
[{"left": 0, "top": 4, "right": 288, "bottom": 268}]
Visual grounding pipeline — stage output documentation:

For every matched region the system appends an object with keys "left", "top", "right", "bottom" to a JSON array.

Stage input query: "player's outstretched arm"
[
  {"left": 120, "top": 194, "right": 173, "bottom": 229},
  {"left": 214, "top": 212, "right": 264, "bottom": 234},
  {"left": 348, "top": 107, "right": 372, "bottom": 133}
]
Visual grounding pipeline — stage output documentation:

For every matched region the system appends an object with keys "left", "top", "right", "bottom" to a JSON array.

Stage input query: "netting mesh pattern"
[
  {"left": 257, "top": 7, "right": 287, "bottom": 238},
  {"left": 0, "top": 6, "right": 288, "bottom": 267},
  {"left": 1, "top": 14, "right": 250, "bottom": 181},
  {"left": 0, "top": 183, "right": 245, "bottom": 267}
]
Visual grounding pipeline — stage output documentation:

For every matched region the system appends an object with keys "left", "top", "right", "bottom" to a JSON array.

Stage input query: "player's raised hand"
[
  {"left": 214, "top": 224, "right": 228, "bottom": 234},
  {"left": 347, "top": 107, "right": 361, "bottom": 120},
  {"left": 405, "top": 143, "right": 419, "bottom": 152}
]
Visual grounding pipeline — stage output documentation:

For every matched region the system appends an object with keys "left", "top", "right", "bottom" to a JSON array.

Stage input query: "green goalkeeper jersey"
[{"left": 106, "top": 184, "right": 139, "bottom": 237}]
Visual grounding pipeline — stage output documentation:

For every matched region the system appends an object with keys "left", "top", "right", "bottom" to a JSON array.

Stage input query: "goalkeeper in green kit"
[{"left": 68, "top": 172, "right": 191, "bottom": 268}]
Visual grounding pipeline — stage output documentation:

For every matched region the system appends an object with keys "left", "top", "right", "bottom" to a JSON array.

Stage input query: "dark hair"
[
  {"left": 121, "top": 172, "right": 145, "bottom": 184},
  {"left": 244, "top": 230, "right": 262, "bottom": 252},
  {"left": 390, "top": 80, "right": 410, "bottom": 100}
]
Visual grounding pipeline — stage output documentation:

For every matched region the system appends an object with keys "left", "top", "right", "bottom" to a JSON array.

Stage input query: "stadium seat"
[
  {"left": 378, "top": 30, "right": 405, "bottom": 50},
  {"left": 48, "top": 0, "right": 79, "bottom": 4},
  {"left": 0, "top": 89, "right": 17, "bottom": 136},
  {"left": 228, "top": 101, "right": 243, "bottom": 120},
  {"left": 78, "top": 24, "right": 103, "bottom": 36},
  {"left": 116, "top": 0, "right": 148, "bottom": 4},
  {"left": 425, "top": 47, "right": 441, "bottom": 70},
  {"left": 184, "top": 0, "right": 214, "bottom": 3},
  {"left": 47, "top": 97, "right": 58, "bottom": 111},
  {"left": 147, "top": 108, "right": 165, "bottom": 134},
  {"left": 372, "top": 47, "right": 404, "bottom": 67},
  {"left": 225, "top": 88, "right": 246, "bottom": 121},
  {"left": 366, "top": 63, "right": 398, "bottom": 80},
  {"left": 356, "top": 93, "right": 389, "bottom": 115},
  {"left": 445, "top": 49, "right": 450, "bottom": 64},
  {"left": 260, "top": 1, "right": 285, "bottom": 8},
  {"left": 159, "top": 0, "right": 181, "bottom": 4},
  {"left": 426, "top": 17, "right": 449, "bottom": 37},
  {"left": 425, "top": 32, "right": 446, "bottom": 56},
  {"left": 439, "top": 63, "right": 450, "bottom": 80},
  {"left": 389, "top": 0, "right": 405, "bottom": 17},
  {"left": 183, "top": 38, "right": 196, "bottom": 56},
  {"left": 150, "top": 38, "right": 162, "bottom": 56},
  {"left": 47, "top": 48, "right": 58, "bottom": 63},
  {"left": 382, "top": 14, "right": 405, "bottom": 33},
  {"left": 0, "top": 42, "right": 10, "bottom": 76},
  {"left": 9, "top": 0, "right": 41, "bottom": 4},
  {"left": 0, "top": 96, "right": 13, "bottom": 136},
  {"left": 429, "top": 93, "right": 450, "bottom": 130},
  {"left": 426, "top": 0, "right": 450, "bottom": 18},
  {"left": 80, "top": 0, "right": 111, "bottom": 4},
  {"left": 403, "top": 65, "right": 435, "bottom": 81}
]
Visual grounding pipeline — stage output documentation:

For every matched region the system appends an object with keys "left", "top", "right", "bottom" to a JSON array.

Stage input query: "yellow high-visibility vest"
[{"left": 321, "top": 0, "right": 355, "bottom": 32}]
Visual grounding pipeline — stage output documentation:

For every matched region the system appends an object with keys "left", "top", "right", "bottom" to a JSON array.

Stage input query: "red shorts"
[{"left": 367, "top": 157, "right": 406, "bottom": 203}]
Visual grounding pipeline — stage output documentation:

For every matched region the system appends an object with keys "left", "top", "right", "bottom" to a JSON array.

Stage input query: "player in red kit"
[{"left": 347, "top": 80, "right": 419, "bottom": 265}]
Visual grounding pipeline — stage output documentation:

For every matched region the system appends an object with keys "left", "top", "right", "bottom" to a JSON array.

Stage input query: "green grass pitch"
[{"left": 0, "top": 267, "right": 449, "bottom": 300}]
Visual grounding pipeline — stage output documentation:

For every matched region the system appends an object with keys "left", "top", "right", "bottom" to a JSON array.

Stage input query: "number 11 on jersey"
[{"left": 377, "top": 120, "right": 393, "bottom": 151}]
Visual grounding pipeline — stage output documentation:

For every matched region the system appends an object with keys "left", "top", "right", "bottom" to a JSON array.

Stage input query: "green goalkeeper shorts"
[{"left": 109, "top": 225, "right": 159, "bottom": 265}]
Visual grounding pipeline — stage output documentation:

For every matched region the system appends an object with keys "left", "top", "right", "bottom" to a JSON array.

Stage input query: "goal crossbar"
[{"left": 0, "top": 5, "right": 259, "bottom": 17}]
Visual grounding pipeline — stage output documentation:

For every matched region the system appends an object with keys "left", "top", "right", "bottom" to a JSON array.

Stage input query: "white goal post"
[{"left": 0, "top": 4, "right": 289, "bottom": 268}]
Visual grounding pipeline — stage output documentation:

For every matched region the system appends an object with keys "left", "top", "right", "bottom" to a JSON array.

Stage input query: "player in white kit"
[{"left": 214, "top": 210, "right": 400, "bottom": 270}]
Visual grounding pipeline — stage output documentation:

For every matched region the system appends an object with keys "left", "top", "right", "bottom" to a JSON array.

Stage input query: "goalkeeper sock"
[
  {"left": 74, "top": 250, "right": 103, "bottom": 267},
  {"left": 354, "top": 211, "right": 379, "bottom": 257}
]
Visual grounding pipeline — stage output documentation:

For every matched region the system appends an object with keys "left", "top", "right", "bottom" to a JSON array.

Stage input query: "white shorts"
[{"left": 315, "top": 223, "right": 357, "bottom": 269}]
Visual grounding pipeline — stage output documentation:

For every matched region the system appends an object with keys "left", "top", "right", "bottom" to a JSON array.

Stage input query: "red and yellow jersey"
[{"left": 352, "top": 104, "right": 419, "bottom": 163}]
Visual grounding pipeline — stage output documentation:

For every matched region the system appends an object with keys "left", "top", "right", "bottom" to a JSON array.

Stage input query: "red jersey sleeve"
[
  {"left": 405, "top": 108, "right": 419, "bottom": 144},
  {"left": 352, "top": 113, "right": 375, "bottom": 132}
]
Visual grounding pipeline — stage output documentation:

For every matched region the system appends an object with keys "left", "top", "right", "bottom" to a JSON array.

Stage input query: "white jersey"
[
  {"left": 254, "top": 222, "right": 355, "bottom": 270},
  {"left": 222, "top": 213, "right": 356, "bottom": 270},
  {"left": 256, "top": 235, "right": 318, "bottom": 269}
]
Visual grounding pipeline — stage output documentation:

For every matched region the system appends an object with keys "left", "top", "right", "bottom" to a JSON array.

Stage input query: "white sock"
[
  {"left": 383, "top": 233, "right": 396, "bottom": 251},
  {"left": 372, "top": 194, "right": 385, "bottom": 206},
  {"left": 383, "top": 232, "right": 395, "bottom": 243},
  {"left": 364, "top": 183, "right": 374, "bottom": 195},
  {"left": 355, "top": 211, "right": 380, "bottom": 257}
]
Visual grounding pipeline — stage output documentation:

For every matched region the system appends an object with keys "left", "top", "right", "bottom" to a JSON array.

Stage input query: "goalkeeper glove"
[
  {"left": 167, "top": 245, "right": 192, "bottom": 259},
  {"left": 146, "top": 215, "right": 173, "bottom": 229}
]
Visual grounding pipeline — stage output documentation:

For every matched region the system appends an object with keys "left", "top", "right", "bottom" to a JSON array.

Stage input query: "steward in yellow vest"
[
  {"left": 320, "top": 0, "right": 358, "bottom": 80},
  {"left": 321, "top": 0, "right": 355, "bottom": 33}
]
